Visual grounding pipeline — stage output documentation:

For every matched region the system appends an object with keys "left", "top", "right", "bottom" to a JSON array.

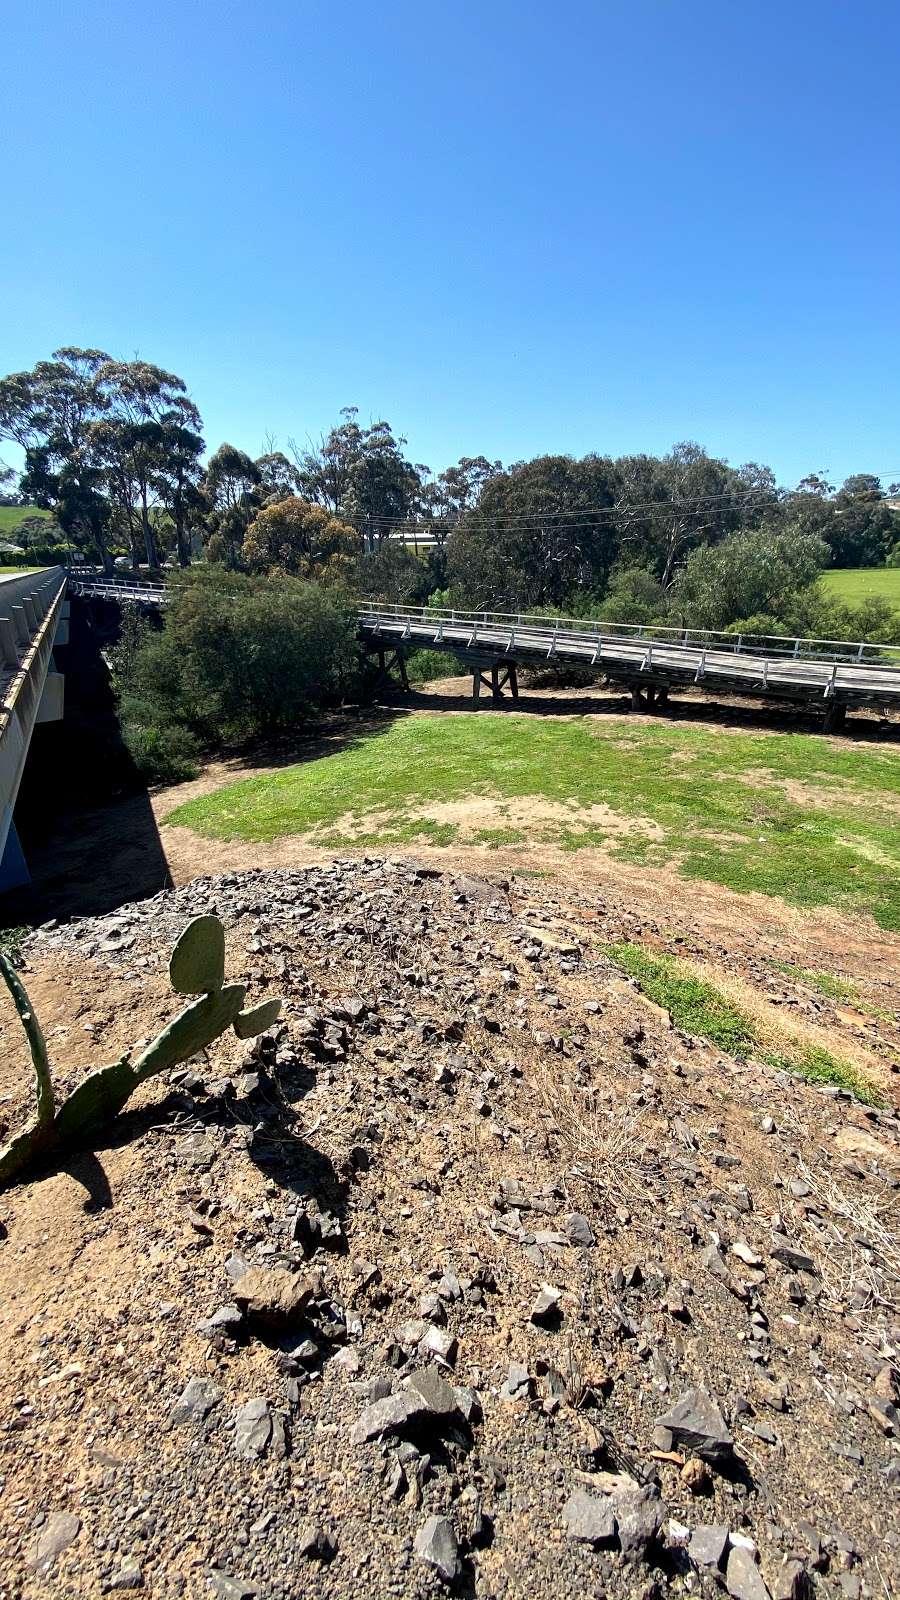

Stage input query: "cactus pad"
[
  {"left": 234, "top": 998, "right": 283, "bottom": 1039},
  {"left": 169, "top": 915, "right": 226, "bottom": 995}
]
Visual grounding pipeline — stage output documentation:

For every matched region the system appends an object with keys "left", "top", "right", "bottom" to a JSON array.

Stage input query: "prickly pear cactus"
[{"left": 0, "top": 915, "right": 283, "bottom": 1187}]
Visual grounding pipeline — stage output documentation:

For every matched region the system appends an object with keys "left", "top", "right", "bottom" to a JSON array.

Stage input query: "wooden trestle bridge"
[
  {"left": 63, "top": 575, "right": 900, "bottom": 733},
  {"left": 359, "top": 603, "right": 900, "bottom": 731}
]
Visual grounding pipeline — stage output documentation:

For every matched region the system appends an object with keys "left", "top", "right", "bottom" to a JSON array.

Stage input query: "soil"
[
  {"left": 0, "top": 855, "right": 897, "bottom": 1600},
  {"left": 0, "top": 681, "right": 898, "bottom": 1599}
]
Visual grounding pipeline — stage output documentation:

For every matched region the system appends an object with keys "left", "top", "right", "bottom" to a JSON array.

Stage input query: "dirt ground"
[{"left": 0, "top": 683, "right": 898, "bottom": 1599}]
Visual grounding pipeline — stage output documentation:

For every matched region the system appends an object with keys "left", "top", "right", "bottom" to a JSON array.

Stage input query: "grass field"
[
  {"left": 166, "top": 713, "right": 900, "bottom": 929},
  {"left": 821, "top": 566, "right": 900, "bottom": 608},
  {"left": 0, "top": 505, "right": 54, "bottom": 537}
]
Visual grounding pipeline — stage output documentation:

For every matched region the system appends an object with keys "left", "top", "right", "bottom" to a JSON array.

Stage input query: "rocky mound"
[{"left": 0, "top": 859, "right": 897, "bottom": 1600}]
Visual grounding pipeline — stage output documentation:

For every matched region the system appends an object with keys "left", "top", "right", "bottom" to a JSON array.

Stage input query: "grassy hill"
[
  {"left": 0, "top": 505, "right": 55, "bottom": 539},
  {"left": 822, "top": 566, "right": 900, "bottom": 608}
]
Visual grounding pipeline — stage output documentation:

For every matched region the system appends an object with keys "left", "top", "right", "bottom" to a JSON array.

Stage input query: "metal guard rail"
[{"left": 358, "top": 602, "right": 900, "bottom": 668}]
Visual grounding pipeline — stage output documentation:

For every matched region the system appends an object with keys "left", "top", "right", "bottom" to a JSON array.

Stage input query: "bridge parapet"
[{"left": 0, "top": 568, "right": 68, "bottom": 890}]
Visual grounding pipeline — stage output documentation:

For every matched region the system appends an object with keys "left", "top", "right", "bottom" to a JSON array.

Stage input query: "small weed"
[
  {"left": 601, "top": 942, "right": 757, "bottom": 1053},
  {"left": 762, "top": 1047, "right": 884, "bottom": 1107},
  {"left": 0, "top": 926, "right": 29, "bottom": 965},
  {"left": 606, "top": 941, "right": 884, "bottom": 1106},
  {"left": 472, "top": 827, "right": 526, "bottom": 849},
  {"left": 766, "top": 958, "right": 860, "bottom": 1002}
]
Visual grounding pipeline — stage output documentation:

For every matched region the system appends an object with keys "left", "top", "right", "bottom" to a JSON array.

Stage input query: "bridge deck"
[{"left": 360, "top": 606, "right": 900, "bottom": 710}]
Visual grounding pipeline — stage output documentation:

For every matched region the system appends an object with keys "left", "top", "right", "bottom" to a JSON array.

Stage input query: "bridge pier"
[
  {"left": 472, "top": 661, "right": 519, "bottom": 706},
  {"left": 822, "top": 701, "right": 848, "bottom": 734},
  {"left": 367, "top": 647, "right": 410, "bottom": 701},
  {"left": 630, "top": 685, "right": 670, "bottom": 713}
]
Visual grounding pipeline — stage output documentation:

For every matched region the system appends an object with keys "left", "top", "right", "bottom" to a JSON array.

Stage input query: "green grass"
[
  {"left": 602, "top": 941, "right": 756, "bottom": 1051},
  {"left": 605, "top": 941, "right": 883, "bottom": 1104},
  {"left": 0, "top": 505, "right": 54, "bottom": 536},
  {"left": 765, "top": 958, "right": 861, "bottom": 1002},
  {"left": 821, "top": 567, "right": 900, "bottom": 608},
  {"left": 166, "top": 713, "right": 900, "bottom": 930}
]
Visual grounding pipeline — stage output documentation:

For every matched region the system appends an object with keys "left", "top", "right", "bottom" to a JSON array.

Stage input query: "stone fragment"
[
  {"left": 611, "top": 1485, "right": 664, "bottom": 1553},
  {"left": 209, "top": 1577, "right": 257, "bottom": 1600},
  {"left": 453, "top": 1385, "right": 482, "bottom": 1425},
  {"left": 867, "top": 1394, "right": 899, "bottom": 1435},
  {"left": 297, "top": 1522, "right": 336, "bottom": 1560},
  {"left": 562, "top": 1489, "right": 617, "bottom": 1545},
  {"left": 405, "top": 1366, "right": 458, "bottom": 1417},
  {"left": 530, "top": 1284, "right": 562, "bottom": 1324},
  {"left": 770, "top": 1239, "right": 816, "bottom": 1274},
  {"left": 500, "top": 1361, "right": 532, "bottom": 1401},
  {"left": 565, "top": 1212, "right": 594, "bottom": 1247},
  {"left": 27, "top": 1513, "right": 81, "bottom": 1571},
  {"left": 771, "top": 1560, "right": 814, "bottom": 1600},
  {"left": 109, "top": 1564, "right": 144, "bottom": 1590},
  {"left": 233, "top": 1397, "right": 272, "bottom": 1459},
  {"left": 680, "top": 1456, "right": 711, "bottom": 1493},
  {"left": 197, "top": 1305, "right": 243, "bottom": 1336},
  {"left": 414, "top": 1515, "right": 459, "bottom": 1583},
  {"left": 656, "top": 1388, "right": 734, "bottom": 1465},
  {"left": 232, "top": 1267, "right": 317, "bottom": 1327},
  {"left": 689, "top": 1524, "right": 730, "bottom": 1569},
  {"left": 726, "top": 1547, "right": 771, "bottom": 1600},
  {"left": 701, "top": 1244, "right": 749, "bottom": 1300},
  {"left": 731, "top": 1239, "right": 762, "bottom": 1267},
  {"left": 350, "top": 1391, "right": 430, "bottom": 1445},
  {"left": 170, "top": 1376, "right": 222, "bottom": 1425},
  {"left": 418, "top": 1325, "right": 457, "bottom": 1365}
]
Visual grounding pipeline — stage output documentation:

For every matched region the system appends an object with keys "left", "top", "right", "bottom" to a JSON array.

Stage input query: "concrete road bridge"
[
  {"left": 359, "top": 602, "right": 900, "bottom": 731},
  {"left": 0, "top": 568, "right": 69, "bottom": 889}
]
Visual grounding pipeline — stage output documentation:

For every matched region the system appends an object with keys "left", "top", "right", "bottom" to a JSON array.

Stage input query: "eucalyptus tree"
[
  {"left": 0, "top": 347, "right": 114, "bottom": 568},
  {"left": 93, "top": 361, "right": 203, "bottom": 568}
]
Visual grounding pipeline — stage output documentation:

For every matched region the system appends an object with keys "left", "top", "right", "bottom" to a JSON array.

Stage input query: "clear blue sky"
[{"left": 2, "top": 0, "right": 898, "bottom": 488}]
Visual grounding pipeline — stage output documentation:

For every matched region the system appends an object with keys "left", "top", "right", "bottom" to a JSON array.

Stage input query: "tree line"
[
  {"left": 3, "top": 346, "right": 900, "bottom": 785},
  {"left": 1, "top": 347, "right": 898, "bottom": 602}
]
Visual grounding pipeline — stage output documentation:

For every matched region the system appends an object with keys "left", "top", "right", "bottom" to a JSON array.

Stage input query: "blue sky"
[{"left": 2, "top": 0, "right": 898, "bottom": 488}]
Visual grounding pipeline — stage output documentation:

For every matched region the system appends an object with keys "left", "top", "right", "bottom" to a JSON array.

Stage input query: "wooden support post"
[
  {"left": 472, "top": 670, "right": 481, "bottom": 705},
  {"left": 823, "top": 701, "right": 847, "bottom": 734},
  {"left": 491, "top": 663, "right": 502, "bottom": 701},
  {"left": 508, "top": 662, "right": 519, "bottom": 700},
  {"left": 397, "top": 651, "right": 410, "bottom": 693},
  {"left": 630, "top": 687, "right": 645, "bottom": 712}
]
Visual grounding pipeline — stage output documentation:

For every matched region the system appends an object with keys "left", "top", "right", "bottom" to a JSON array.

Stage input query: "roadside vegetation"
[
  {"left": 602, "top": 941, "right": 883, "bottom": 1105},
  {"left": 166, "top": 713, "right": 900, "bottom": 931}
]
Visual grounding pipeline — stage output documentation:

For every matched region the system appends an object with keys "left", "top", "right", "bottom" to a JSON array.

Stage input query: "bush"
[
  {"left": 109, "top": 571, "right": 362, "bottom": 780},
  {"left": 405, "top": 649, "right": 460, "bottom": 683}
]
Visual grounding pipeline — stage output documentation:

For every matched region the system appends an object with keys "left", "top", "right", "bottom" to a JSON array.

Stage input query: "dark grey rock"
[
  {"left": 109, "top": 1564, "right": 144, "bottom": 1590},
  {"left": 297, "top": 1522, "right": 337, "bottom": 1560},
  {"left": 170, "top": 1376, "right": 222, "bottom": 1425},
  {"left": 562, "top": 1489, "right": 617, "bottom": 1545},
  {"left": 565, "top": 1212, "right": 594, "bottom": 1247},
  {"left": 770, "top": 1239, "right": 816, "bottom": 1274},
  {"left": 233, "top": 1397, "right": 272, "bottom": 1459},
  {"left": 727, "top": 1547, "right": 771, "bottom": 1600},
  {"left": 197, "top": 1305, "right": 243, "bottom": 1336},
  {"left": 414, "top": 1514, "right": 459, "bottom": 1583},
  {"left": 531, "top": 1283, "right": 562, "bottom": 1324},
  {"left": 405, "top": 1365, "right": 458, "bottom": 1416},
  {"left": 350, "top": 1390, "right": 430, "bottom": 1445},
  {"left": 689, "top": 1524, "right": 730, "bottom": 1569},
  {"left": 611, "top": 1485, "right": 664, "bottom": 1553},
  {"left": 656, "top": 1388, "right": 734, "bottom": 1465},
  {"left": 454, "top": 1384, "right": 483, "bottom": 1424},
  {"left": 27, "top": 1512, "right": 81, "bottom": 1571}
]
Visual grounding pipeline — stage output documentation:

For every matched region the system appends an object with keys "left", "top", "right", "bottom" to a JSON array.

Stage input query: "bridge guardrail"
[{"left": 358, "top": 602, "right": 900, "bottom": 669}]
